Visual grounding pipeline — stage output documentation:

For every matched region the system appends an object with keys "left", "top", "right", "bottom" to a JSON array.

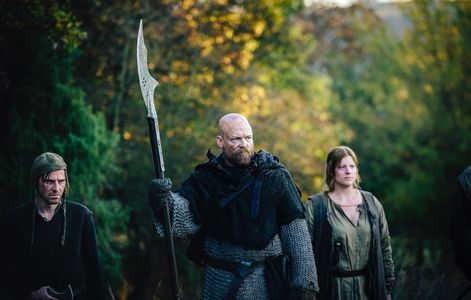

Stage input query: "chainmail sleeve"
[
  {"left": 279, "top": 218, "right": 319, "bottom": 292},
  {"left": 154, "top": 192, "right": 201, "bottom": 239}
]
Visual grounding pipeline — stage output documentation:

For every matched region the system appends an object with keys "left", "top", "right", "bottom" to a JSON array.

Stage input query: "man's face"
[
  {"left": 217, "top": 117, "right": 255, "bottom": 166},
  {"left": 36, "top": 170, "right": 66, "bottom": 206}
]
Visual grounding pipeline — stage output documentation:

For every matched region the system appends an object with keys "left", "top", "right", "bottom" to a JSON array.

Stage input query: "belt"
[
  {"left": 332, "top": 267, "right": 367, "bottom": 278},
  {"left": 204, "top": 255, "right": 265, "bottom": 277},
  {"left": 204, "top": 255, "right": 265, "bottom": 300}
]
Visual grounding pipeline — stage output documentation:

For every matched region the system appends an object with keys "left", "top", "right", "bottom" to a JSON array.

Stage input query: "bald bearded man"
[{"left": 149, "top": 113, "right": 318, "bottom": 299}]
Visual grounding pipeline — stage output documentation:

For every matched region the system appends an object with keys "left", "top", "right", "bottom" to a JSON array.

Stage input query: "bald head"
[
  {"left": 217, "top": 113, "right": 251, "bottom": 137},
  {"left": 216, "top": 113, "right": 255, "bottom": 166}
]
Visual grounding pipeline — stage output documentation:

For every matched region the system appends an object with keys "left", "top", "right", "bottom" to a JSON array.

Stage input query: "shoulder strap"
[
  {"left": 217, "top": 170, "right": 270, "bottom": 211},
  {"left": 217, "top": 176, "right": 257, "bottom": 210}
]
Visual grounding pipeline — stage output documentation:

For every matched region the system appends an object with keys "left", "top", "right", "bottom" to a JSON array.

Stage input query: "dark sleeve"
[
  {"left": 0, "top": 216, "right": 13, "bottom": 299},
  {"left": 449, "top": 181, "right": 471, "bottom": 281},
  {"left": 375, "top": 197, "right": 395, "bottom": 293},
  {"left": 276, "top": 168, "right": 305, "bottom": 225},
  {"left": 179, "top": 170, "right": 211, "bottom": 224},
  {"left": 82, "top": 213, "right": 105, "bottom": 300},
  {"left": 304, "top": 196, "right": 316, "bottom": 241}
]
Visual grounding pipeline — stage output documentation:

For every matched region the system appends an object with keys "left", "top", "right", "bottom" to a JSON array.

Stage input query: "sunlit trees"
[{"left": 2, "top": 0, "right": 470, "bottom": 298}]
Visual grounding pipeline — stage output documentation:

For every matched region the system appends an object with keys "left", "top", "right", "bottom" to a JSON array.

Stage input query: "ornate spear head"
[{"left": 137, "top": 19, "right": 159, "bottom": 119}]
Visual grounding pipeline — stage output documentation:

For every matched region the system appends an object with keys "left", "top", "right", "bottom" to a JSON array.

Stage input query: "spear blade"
[
  {"left": 137, "top": 19, "right": 159, "bottom": 119},
  {"left": 137, "top": 19, "right": 165, "bottom": 175},
  {"left": 136, "top": 19, "right": 180, "bottom": 300}
]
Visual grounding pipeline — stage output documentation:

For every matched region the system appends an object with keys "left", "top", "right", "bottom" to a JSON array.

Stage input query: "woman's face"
[{"left": 334, "top": 155, "right": 357, "bottom": 188}]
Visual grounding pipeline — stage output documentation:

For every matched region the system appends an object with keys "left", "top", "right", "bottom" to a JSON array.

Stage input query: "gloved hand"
[
  {"left": 148, "top": 177, "right": 173, "bottom": 214},
  {"left": 289, "top": 286, "right": 317, "bottom": 300}
]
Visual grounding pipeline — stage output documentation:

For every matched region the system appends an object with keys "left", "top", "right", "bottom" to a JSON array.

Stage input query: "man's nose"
[
  {"left": 52, "top": 181, "right": 61, "bottom": 190},
  {"left": 239, "top": 138, "right": 249, "bottom": 148}
]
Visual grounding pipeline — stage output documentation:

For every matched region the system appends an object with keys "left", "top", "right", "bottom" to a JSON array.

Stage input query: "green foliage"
[
  {"left": 391, "top": 237, "right": 468, "bottom": 300},
  {"left": 0, "top": 1, "right": 127, "bottom": 294},
  {"left": 300, "top": 3, "right": 471, "bottom": 297},
  {"left": 303, "top": 1, "right": 471, "bottom": 239},
  {"left": 2, "top": 0, "right": 471, "bottom": 298},
  {"left": 70, "top": 1, "right": 336, "bottom": 297},
  {"left": 93, "top": 199, "right": 130, "bottom": 287},
  {"left": 387, "top": 0, "right": 471, "bottom": 238}
]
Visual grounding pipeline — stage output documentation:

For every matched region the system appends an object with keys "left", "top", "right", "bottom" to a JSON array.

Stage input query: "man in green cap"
[{"left": 0, "top": 152, "right": 104, "bottom": 299}]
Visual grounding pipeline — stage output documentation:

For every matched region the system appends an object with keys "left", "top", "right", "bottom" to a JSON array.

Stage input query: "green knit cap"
[{"left": 30, "top": 152, "right": 67, "bottom": 189}]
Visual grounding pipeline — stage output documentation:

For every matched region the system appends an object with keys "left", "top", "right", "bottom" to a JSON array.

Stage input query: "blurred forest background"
[{"left": 1, "top": 0, "right": 470, "bottom": 299}]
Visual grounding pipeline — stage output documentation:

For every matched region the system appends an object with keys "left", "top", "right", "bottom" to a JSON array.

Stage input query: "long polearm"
[{"left": 137, "top": 19, "right": 180, "bottom": 300}]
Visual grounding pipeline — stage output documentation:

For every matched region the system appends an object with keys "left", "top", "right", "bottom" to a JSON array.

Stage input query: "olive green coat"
[{"left": 305, "top": 191, "right": 395, "bottom": 300}]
